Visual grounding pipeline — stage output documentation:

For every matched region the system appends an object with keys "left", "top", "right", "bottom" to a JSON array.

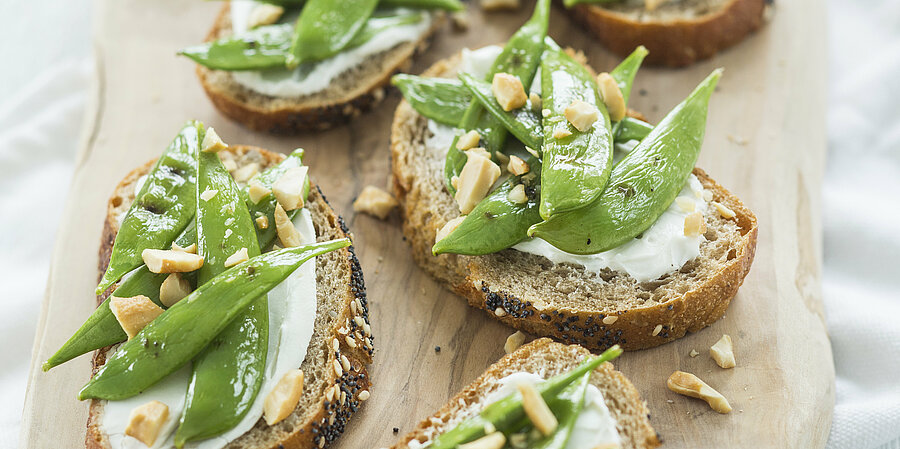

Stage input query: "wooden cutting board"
[{"left": 20, "top": 0, "right": 832, "bottom": 447}]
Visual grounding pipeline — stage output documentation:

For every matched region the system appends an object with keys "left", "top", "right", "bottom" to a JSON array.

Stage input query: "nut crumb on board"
[
  {"left": 710, "top": 334, "right": 736, "bottom": 369},
  {"left": 667, "top": 371, "right": 732, "bottom": 414},
  {"left": 353, "top": 186, "right": 399, "bottom": 220}
]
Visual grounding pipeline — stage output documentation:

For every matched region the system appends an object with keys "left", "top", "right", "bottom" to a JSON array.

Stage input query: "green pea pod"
[
  {"left": 609, "top": 45, "right": 647, "bottom": 107},
  {"left": 444, "top": 0, "right": 549, "bottom": 194},
  {"left": 244, "top": 149, "right": 308, "bottom": 250},
  {"left": 529, "top": 69, "right": 722, "bottom": 254},
  {"left": 288, "top": 0, "right": 378, "bottom": 66},
  {"left": 539, "top": 42, "right": 614, "bottom": 219},
  {"left": 427, "top": 345, "right": 622, "bottom": 448},
  {"left": 78, "top": 239, "right": 349, "bottom": 401},
  {"left": 615, "top": 117, "right": 653, "bottom": 143},
  {"left": 179, "top": 24, "right": 292, "bottom": 71},
  {"left": 43, "top": 222, "right": 198, "bottom": 371},
  {"left": 458, "top": 72, "right": 543, "bottom": 150},
  {"left": 432, "top": 157, "right": 541, "bottom": 256},
  {"left": 392, "top": 75, "right": 472, "bottom": 126},
  {"left": 96, "top": 122, "right": 201, "bottom": 295},
  {"left": 532, "top": 372, "right": 590, "bottom": 449}
]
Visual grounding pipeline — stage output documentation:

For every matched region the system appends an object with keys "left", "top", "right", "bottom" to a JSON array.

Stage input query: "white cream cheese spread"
[
  {"left": 229, "top": 1, "right": 433, "bottom": 97},
  {"left": 102, "top": 208, "right": 319, "bottom": 449}
]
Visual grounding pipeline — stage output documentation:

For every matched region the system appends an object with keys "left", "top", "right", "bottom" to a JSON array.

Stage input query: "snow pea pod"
[
  {"left": 444, "top": 0, "right": 549, "bottom": 194},
  {"left": 529, "top": 69, "right": 722, "bottom": 254},
  {"left": 539, "top": 41, "right": 614, "bottom": 219},
  {"left": 96, "top": 122, "right": 201, "bottom": 295},
  {"left": 288, "top": 0, "right": 378, "bottom": 66},
  {"left": 432, "top": 157, "right": 541, "bottom": 256},
  {"left": 175, "top": 150, "right": 267, "bottom": 446},
  {"left": 427, "top": 345, "right": 622, "bottom": 448},
  {"left": 392, "top": 75, "right": 472, "bottom": 126},
  {"left": 615, "top": 117, "right": 653, "bottom": 143},
  {"left": 244, "top": 149, "right": 307, "bottom": 250},
  {"left": 43, "top": 222, "right": 197, "bottom": 371},
  {"left": 179, "top": 24, "right": 292, "bottom": 71},
  {"left": 458, "top": 72, "right": 543, "bottom": 150},
  {"left": 77, "top": 239, "right": 349, "bottom": 401}
]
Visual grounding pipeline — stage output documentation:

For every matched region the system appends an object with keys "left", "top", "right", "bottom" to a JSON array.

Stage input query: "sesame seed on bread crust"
[
  {"left": 86, "top": 146, "right": 373, "bottom": 449},
  {"left": 390, "top": 51, "right": 758, "bottom": 352}
]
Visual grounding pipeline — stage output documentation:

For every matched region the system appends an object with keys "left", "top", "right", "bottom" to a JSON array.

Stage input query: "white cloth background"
[{"left": 0, "top": 1, "right": 897, "bottom": 448}]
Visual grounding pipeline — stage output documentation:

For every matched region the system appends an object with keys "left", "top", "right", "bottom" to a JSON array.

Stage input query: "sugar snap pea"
[
  {"left": 244, "top": 149, "right": 308, "bottom": 250},
  {"left": 175, "top": 150, "right": 268, "bottom": 446},
  {"left": 179, "top": 24, "right": 293, "bottom": 71},
  {"left": 539, "top": 40, "right": 614, "bottom": 219},
  {"left": 78, "top": 239, "right": 349, "bottom": 401},
  {"left": 427, "top": 345, "right": 622, "bottom": 448},
  {"left": 287, "top": 0, "right": 378, "bottom": 66},
  {"left": 529, "top": 69, "right": 722, "bottom": 254},
  {"left": 95, "top": 122, "right": 201, "bottom": 295},
  {"left": 615, "top": 116, "right": 653, "bottom": 143},
  {"left": 392, "top": 75, "right": 472, "bottom": 126},
  {"left": 432, "top": 157, "right": 541, "bottom": 256},
  {"left": 458, "top": 72, "right": 543, "bottom": 150},
  {"left": 444, "top": 0, "right": 549, "bottom": 194}
]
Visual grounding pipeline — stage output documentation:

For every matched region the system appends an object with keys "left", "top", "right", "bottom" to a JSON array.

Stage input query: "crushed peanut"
[
  {"left": 492, "top": 73, "right": 527, "bottom": 111},
  {"left": 683, "top": 211, "right": 707, "bottom": 237},
  {"left": 454, "top": 153, "right": 501, "bottom": 214},
  {"left": 507, "top": 183, "right": 527, "bottom": 204},
  {"left": 596, "top": 72, "right": 626, "bottom": 122},
  {"left": 541, "top": 108, "right": 551, "bottom": 118},
  {"left": 353, "top": 186, "right": 399, "bottom": 220},
  {"left": 675, "top": 197, "right": 696, "bottom": 212},
  {"left": 451, "top": 176, "right": 460, "bottom": 190},
  {"left": 221, "top": 158, "right": 238, "bottom": 172},
  {"left": 667, "top": 371, "right": 732, "bottom": 413},
  {"left": 247, "top": 3, "right": 284, "bottom": 29},
  {"left": 263, "top": 369, "right": 304, "bottom": 425},
  {"left": 171, "top": 242, "right": 197, "bottom": 254},
  {"left": 552, "top": 127, "right": 573, "bottom": 139},
  {"left": 274, "top": 203, "right": 302, "bottom": 248},
  {"left": 125, "top": 401, "right": 169, "bottom": 446},
  {"left": 109, "top": 295, "right": 164, "bottom": 339},
  {"left": 232, "top": 162, "right": 260, "bottom": 183},
  {"left": 518, "top": 382, "right": 558, "bottom": 436},
  {"left": 466, "top": 147, "right": 492, "bottom": 160},
  {"left": 689, "top": 349, "right": 700, "bottom": 358},
  {"left": 710, "top": 334, "right": 736, "bottom": 369},
  {"left": 224, "top": 247, "right": 249, "bottom": 268},
  {"left": 159, "top": 273, "right": 191, "bottom": 307},
  {"left": 507, "top": 155, "right": 529, "bottom": 176},
  {"left": 201, "top": 127, "right": 228, "bottom": 153},
  {"left": 564, "top": 99, "right": 600, "bottom": 132},
  {"left": 255, "top": 215, "right": 269, "bottom": 229},
  {"left": 248, "top": 180, "right": 271, "bottom": 204},
  {"left": 199, "top": 188, "right": 218, "bottom": 202},
  {"left": 435, "top": 216, "right": 466, "bottom": 244},
  {"left": 529, "top": 92, "right": 542, "bottom": 112},
  {"left": 504, "top": 331, "right": 526, "bottom": 354},
  {"left": 272, "top": 166, "right": 308, "bottom": 211},
  {"left": 457, "top": 130, "right": 482, "bottom": 151},
  {"left": 459, "top": 432, "right": 506, "bottom": 449},
  {"left": 141, "top": 249, "right": 204, "bottom": 273},
  {"left": 712, "top": 201, "right": 736, "bottom": 219}
]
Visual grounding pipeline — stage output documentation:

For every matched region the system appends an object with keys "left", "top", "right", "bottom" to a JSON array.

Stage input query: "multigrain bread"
[
  {"left": 195, "top": 4, "right": 443, "bottom": 133},
  {"left": 568, "top": 0, "right": 769, "bottom": 67},
  {"left": 390, "top": 52, "right": 758, "bottom": 352},
  {"left": 86, "top": 146, "right": 373, "bottom": 449},
  {"left": 391, "top": 338, "right": 660, "bottom": 449}
]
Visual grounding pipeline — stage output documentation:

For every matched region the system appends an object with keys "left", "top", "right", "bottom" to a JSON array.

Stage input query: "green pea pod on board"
[
  {"left": 529, "top": 69, "right": 722, "bottom": 254},
  {"left": 392, "top": 75, "right": 472, "bottom": 126},
  {"left": 96, "top": 122, "right": 202, "bottom": 295},
  {"left": 174, "top": 150, "right": 269, "bottom": 446},
  {"left": 244, "top": 149, "right": 308, "bottom": 250},
  {"left": 179, "top": 24, "right": 292, "bottom": 71},
  {"left": 288, "top": 0, "right": 378, "bottom": 66},
  {"left": 444, "top": 0, "right": 550, "bottom": 194},
  {"left": 426, "top": 345, "right": 622, "bottom": 448},
  {"left": 43, "top": 222, "right": 198, "bottom": 372},
  {"left": 458, "top": 72, "right": 543, "bottom": 150},
  {"left": 539, "top": 41, "right": 614, "bottom": 220},
  {"left": 531, "top": 372, "right": 590, "bottom": 449},
  {"left": 78, "top": 239, "right": 349, "bottom": 401},
  {"left": 432, "top": 157, "right": 541, "bottom": 256},
  {"left": 615, "top": 117, "right": 653, "bottom": 143}
]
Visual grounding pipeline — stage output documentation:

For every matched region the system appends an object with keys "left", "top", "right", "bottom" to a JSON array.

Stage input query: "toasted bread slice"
[
  {"left": 86, "top": 146, "right": 373, "bottom": 449},
  {"left": 390, "top": 52, "right": 758, "bottom": 351},
  {"left": 391, "top": 338, "right": 660, "bottom": 449},
  {"left": 195, "top": 4, "right": 442, "bottom": 133},
  {"left": 568, "top": 0, "right": 768, "bottom": 67}
]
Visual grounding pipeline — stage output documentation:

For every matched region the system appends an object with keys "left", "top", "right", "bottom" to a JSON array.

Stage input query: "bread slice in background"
[
  {"left": 390, "top": 52, "right": 758, "bottom": 352},
  {"left": 196, "top": 4, "right": 443, "bottom": 133},
  {"left": 568, "top": 0, "right": 768, "bottom": 67},
  {"left": 86, "top": 146, "right": 373, "bottom": 449},
  {"left": 391, "top": 338, "right": 660, "bottom": 449}
]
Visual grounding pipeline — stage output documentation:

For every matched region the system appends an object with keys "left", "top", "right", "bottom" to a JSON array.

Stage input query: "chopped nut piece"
[
  {"left": 255, "top": 215, "right": 269, "bottom": 229},
  {"left": 481, "top": 0, "right": 519, "bottom": 11},
  {"left": 435, "top": 216, "right": 466, "bottom": 244},
  {"left": 491, "top": 73, "right": 527, "bottom": 111},
  {"left": 353, "top": 186, "right": 399, "bottom": 220},
  {"left": 504, "top": 331, "right": 526, "bottom": 354},
  {"left": 667, "top": 371, "right": 732, "bottom": 413},
  {"left": 221, "top": 158, "right": 238, "bottom": 172},
  {"left": 710, "top": 334, "right": 736, "bottom": 369},
  {"left": 507, "top": 155, "right": 529, "bottom": 176},
  {"left": 454, "top": 154, "right": 501, "bottom": 214},
  {"left": 109, "top": 295, "right": 164, "bottom": 339},
  {"left": 552, "top": 127, "right": 573, "bottom": 139},
  {"left": 459, "top": 432, "right": 506, "bottom": 449},
  {"left": 507, "top": 184, "right": 527, "bottom": 204},
  {"left": 689, "top": 349, "right": 700, "bottom": 358},
  {"left": 263, "top": 369, "right": 304, "bottom": 425},
  {"left": 675, "top": 197, "right": 695, "bottom": 212},
  {"left": 451, "top": 176, "right": 460, "bottom": 190},
  {"left": 541, "top": 108, "right": 551, "bottom": 118},
  {"left": 125, "top": 400, "right": 169, "bottom": 446},
  {"left": 224, "top": 247, "right": 249, "bottom": 268},
  {"left": 518, "top": 382, "right": 558, "bottom": 436},
  {"left": 525, "top": 146, "right": 540, "bottom": 158},
  {"left": 201, "top": 127, "right": 228, "bottom": 153},
  {"left": 233, "top": 162, "right": 261, "bottom": 183},
  {"left": 602, "top": 315, "right": 618, "bottom": 325},
  {"left": 159, "top": 273, "right": 191, "bottom": 307},
  {"left": 141, "top": 249, "right": 204, "bottom": 273},
  {"left": 529, "top": 92, "right": 542, "bottom": 112},
  {"left": 712, "top": 201, "right": 736, "bottom": 218},
  {"left": 171, "top": 242, "right": 197, "bottom": 254},
  {"left": 274, "top": 203, "right": 302, "bottom": 248},
  {"left": 248, "top": 180, "right": 271, "bottom": 204},
  {"left": 683, "top": 211, "right": 707, "bottom": 237},
  {"left": 247, "top": 3, "right": 284, "bottom": 29},
  {"left": 200, "top": 188, "right": 218, "bottom": 202},
  {"left": 466, "top": 147, "right": 492, "bottom": 160},
  {"left": 596, "top": 72, "right": 626, "bottom": 122},
  {"left": 451, "top": 11, "right": 469, "bottom": 30},
  {"left": 564, "top": 99, "right": 600, "bottom": 132},
  {"left": 457, "top": 130, "right": 482, "bottom": 151},
  {"left": 272, "top": 166, "right": 308, "bottom": 211}
]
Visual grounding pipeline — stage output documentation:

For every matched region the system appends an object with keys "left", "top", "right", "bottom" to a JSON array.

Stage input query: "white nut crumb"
[
  {"left": 564, "top": 99, "right": 600, "bottom": 132},
  {"left": 454, "top": 154, "right": 501, "bottom": 214},
  {"left": 159, "top": 273, "right": 191, "bottom": 307},
  {"left": 274, "top": 203, "right": 302, "bottom": 248},
  {"left": 141, "top": 249, "right": 204, "bottom": 274},
  {"left": 255, "top": 215, "right": 269, "bottom": 229},
  {"left": 683, "top": 211, "right": 707, "bottom": 237},
  {"left": 200, "top": 188, "right": 218, "bottom": 202},
  {"left": 491, "top": 73, "right": 527, "bottom": 111},
  {"left": 552, "top": 127, "right": 573, "bottom": 139},
  {"left": 248, "top": 180, "right": 271, "bottom": 204},
  {"left": 232, "top": 162, "right": 260, "bottom": 183},
  {"left": 171, "top": 242, "right": 197, "bottom": 254},
  {"left": 263, "top": 369, "right": 304, "bottom": 425},
  {"left": 435, "top": 216, "right": 466, "bottom": 244},
  {"left": 247, "top": 3, "right": 284, "bottom": 29},
  {"left": 675, "top": 197, "right": 695, "bottom": 212},
  {"left": 457, "top": 130, "right": 482, "bottom": 151},
  {"left": 353, "top": 186, "right": 399, "bottom": 220},
  {"left": 125, "top": 400, "right": 169, "bottom": 446},
  {"left": 690, "top": 349, "right": 700, "bottom": 358},
  {"left": 504, "top": 331, "right": 526, "bottom": 354},
  {"left": 507, "top": 155, "right": 529, "bottom": 176},
  {"left": 710, "top": 334, "right": 736, "bottom": 369},
  {"left": 541, "top": 108, "right": 551, "bottom": 118},
  {"left": 466, "top": 147, "right": 492, "bottom": 160},
  {"left": 224, "top": 247, "right": 249, "bottom": 268},
  {"left": 518, "top": 382, "right": 558, "bottom": 436},
  {"left": 666, "top": 371, "right": 732, "bottom": 414},
  {"left": 109, "top": 295, "right": 164, "bottom": 339},
  {"left": 507, "top": 184, "right": 527, "bottom": 204},
  {"left": 712, "top": 201, "right": 736, "bottom": 219},
  {"left": 272, "top": 166, "right": 308, "bottom": 211},
  {"left": 494, "top": 307, "right": 507, "bottom": 317},
  {"left": 596, "top": 72, "right": 626, "bottom": 122},
  {"left": 221, "top": 158, "right": 238, "bottom": 172},
  {"left": 529, "top": 92, "right": 542, "bottom": 112},
  {"left": 201, "top": 127, "right": 228, "bottom": 153}
]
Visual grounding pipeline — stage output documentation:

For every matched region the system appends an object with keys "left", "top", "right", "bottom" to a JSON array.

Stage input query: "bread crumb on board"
[{"left": 353, "top": 186, "right": 399, "bottom": 220}]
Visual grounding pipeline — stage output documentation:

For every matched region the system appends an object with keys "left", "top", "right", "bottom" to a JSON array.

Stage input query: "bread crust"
[
  {"left": 86, "top": 146, "right": 372, "bottom": 449},
  {"left": 569, "top": 0, "right": 767, "bottom": 67},
  {"left": 195, "top": 4, "right": 442, "bottom": 134},
  {"left": 390, "top": 53, "right": 758, "bottom": 352},
  {"left": 390, "top": 338, "right": 660, "bottom": 449}
]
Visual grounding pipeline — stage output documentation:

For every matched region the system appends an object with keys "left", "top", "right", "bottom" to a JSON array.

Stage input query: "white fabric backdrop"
[{"left": 1, "top": 1, "right": 898, "bottom": 448}]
